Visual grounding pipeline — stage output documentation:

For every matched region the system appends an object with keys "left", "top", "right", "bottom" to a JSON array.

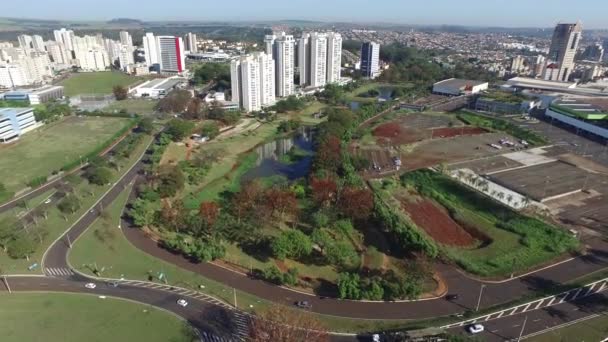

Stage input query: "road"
[{"left": 3, "top": 121, "right": 608, "bottom": 340}]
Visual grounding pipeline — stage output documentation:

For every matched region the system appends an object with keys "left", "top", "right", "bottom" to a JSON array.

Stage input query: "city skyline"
[{"left": 3, "top": 0, "right": 608, "bottom": 29}]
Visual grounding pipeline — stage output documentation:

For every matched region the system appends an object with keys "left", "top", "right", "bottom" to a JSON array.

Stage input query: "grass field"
[
  {"left": 0, "top": 134, "right": 152, "bottom": 274},
  {"left": 0, "top": 293, "right": 192, "bottom": 342},
  {"left": 528, "top": 313, "right": 608, "bottom": 342},
  {"left": 0, "top": 116, "right": 130, "bottom": 194},
  {"left": 399, "top": 170, "right": 579, "bottom": 277},
  {"left": 106, "top": 99, "right": 159, "bottom": 115},
  {"left": 59, "top": 72, "right": 142, "bottom": 96}
]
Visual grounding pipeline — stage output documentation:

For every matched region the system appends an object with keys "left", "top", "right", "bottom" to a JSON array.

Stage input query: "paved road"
[{"left": 0, "top": 276, "right": 248, "bottom": 342}]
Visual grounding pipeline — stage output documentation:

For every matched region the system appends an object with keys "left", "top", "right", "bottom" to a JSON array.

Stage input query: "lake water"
[
  {"left": 350, "top": 87, "right": 395, "bottom": 110},
  {"left": 241, "top": 127, "right": 315, "bottom": 182}
]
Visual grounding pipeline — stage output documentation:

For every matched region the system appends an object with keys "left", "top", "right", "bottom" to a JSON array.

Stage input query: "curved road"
[{"left": 4, "top": 133, "right": 608, "bottom": 340}]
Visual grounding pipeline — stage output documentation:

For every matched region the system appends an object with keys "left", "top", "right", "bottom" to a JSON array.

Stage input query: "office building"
[
  {"left": 157, "top": 36, "right": 185, "bottom": 74},
  {"left": 1, "top": 85, "right": 64, "bottom": 105},
  {"left": 546, "top": 22, "right": 582, "bottom": 82},
  {"left": 581, "top": 43, "right": 604, "bottom": 62},
  {"left": 0, "top": 107, "right": 38, "bottom": 143},
  {"left": 326, "top": 32, "right": 342, "bottom": 83},
  {"left": 142, "top": 32, "right": 159, "bottom": 67},
  {"left": 361, "top": 41, "right": 380, "bottom": 78},
  {"left": 119, "top": 31, "right": 133, "bottom": 47},
  {"left": 185, "top": 32, "right": 198, "bottom": 53},
  {"left": 432, "top": 78, "right": 489, "bottom": 96},
  {"left": 265, "top": 32, "right": 295, "bottom": 97},
  {"left": 231, "top": 52, "right": 275, "bottom": 112}
]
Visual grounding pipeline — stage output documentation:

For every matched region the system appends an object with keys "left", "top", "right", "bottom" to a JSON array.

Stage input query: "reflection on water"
[{"left": 241, "top": 127, "right": 315, "bottom": 182}]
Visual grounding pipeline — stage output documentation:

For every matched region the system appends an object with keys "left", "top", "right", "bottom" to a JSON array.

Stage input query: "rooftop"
[
  {"left": 551, "top": 97, "right": 608, "bottom": 120},
  {"left": 434, "top": 78, "right": 488, "bottom": 89},
  {"left": 134, "top": 77, "right": 186, "bottom": 91},
  {"left": 0, "top": 107, "right": 33, "bottom": 119}
]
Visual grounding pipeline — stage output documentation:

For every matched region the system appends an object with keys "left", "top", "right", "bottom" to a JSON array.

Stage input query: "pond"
[{"left": 241, "top": 127, "right": 315, "bottom": 182}]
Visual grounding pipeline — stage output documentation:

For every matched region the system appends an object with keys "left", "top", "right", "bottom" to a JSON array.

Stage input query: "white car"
[
  {"left": 467, "top": 324, "right": 485, "bottom": 334},
  {"left": 177, "top": 299, "right": 188, "bottom": 307},
  {"left": 44, "top": 198, "right": 52, "bottom": 204},
  {"left": 84, "top": 283, "right": 97, "bottom": 289},
  {"left": 372, "top": 334, "right": 381, "bottom": 342}
]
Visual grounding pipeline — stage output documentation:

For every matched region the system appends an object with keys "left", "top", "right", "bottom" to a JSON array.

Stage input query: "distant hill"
[{"left": 107, "top": 18, "right": 142, "bottom": 25}]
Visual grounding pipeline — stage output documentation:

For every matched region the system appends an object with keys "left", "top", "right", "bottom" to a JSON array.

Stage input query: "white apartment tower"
[
  {"left": 46, "top": 41, "right": 70, "bottom": 65},
  {"left": 142, "top": 32, "right": 159, "bottom": 66},
  {"left": 297, "top": 33, "right": 311, "bottom": 87},
  {"left": 0, "top": 64, "right": 28, "bottom": 88},
  {"left": 265, "top": 32, "right": 295, "bottom": 97},
  {"left": 119, "top": 31, "right": 133, "bottom": 47},
  {"left": 326, "top": 32, "right": 342, "bottom": 84},
  {"left": 309, "top": 32, "right": 328, "bottom": 88},
  {"left": 53, "top": 28, "right": 75, "bottom": 52},
  {"left": 157, "top": 36, "right": 185, "bottom": 74},
  {"left": 185, "top": 32, "right": 198, "bottom": 53},
  {"left": 31, "top": 35, "right": 45, "bottom": 52},
  {"left": 546, "top": 22, "right": 583, "bottom": 82},
  {"left": 231, "top": 53, "right": 276, "bottom": 112},
  {"left": 17, "top": 35, "right": 33, "bottom": 50}
]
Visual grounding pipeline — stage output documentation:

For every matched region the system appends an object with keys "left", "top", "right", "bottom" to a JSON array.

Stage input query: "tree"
[
  {"left": 156, "top": 165, "right": 185, "bottom": 198},
  {"left": 199, "top": 201, "right": 220, "bottom": 227},
  {"left": 156, "top": 89, "right": 192, "bottom": 113},
  {"left": 165, "top": 119, "right": 195, "bottom": 142},
  {"left": 112, "top": 85, "right": 128, "bottom": 100},
  {"left": 310, "top": 177, "right": 338, "bottom": 207},
  {"left": 264, "top": 187, "right": 299, "bottom": 221},
  {"left": 85, "top": 166, "right": 113, "bottom": 185},
  {"left": 337, "top": 272, "right": 361, "bottom": 299},
  {"left": 57, "top": 195, "right": 80, "bottom": 214},
  {"left": 6, "top": 234, "right": 37, "bottom": 259},
  {"left": 129, "top": 198, "right": 158, "bottom": 227},
  {"left": 320, "top": 84, "right": 345, "bottom": 105},
  {"left": 338, "top": 187, "right": 374, "bottom": 220},
  {"left": 314, "top": 135, "right": 342, "bottom": 172},
  {"left": 193, "top": 63, "right": 230, "bottom": 85},
  {"left": 271, "top": 229, "right": 312, "bottom": 260},
  {"left": 248, "top": 305, "right": 329, "bottom": 342},
  {"left": 138, "top": 117, "right": 154, "bottom": 134},
  {"left": 183, "top": 98, "right": 202, "bottom": 119},
  {"left": 231, "top": 181, "right": 265, "bottom": 223},
  {"left": 199, "top": 121, "right": 220, "bottom": 139}
]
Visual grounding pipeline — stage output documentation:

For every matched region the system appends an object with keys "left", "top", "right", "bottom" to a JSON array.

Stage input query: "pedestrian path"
[{"left": 44, "top": 268, "right": 74, "bottom": 277}]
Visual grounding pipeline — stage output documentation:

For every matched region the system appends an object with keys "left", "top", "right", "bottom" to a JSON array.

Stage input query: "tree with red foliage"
[
  {"left": 314, "top": 135, "right": 342, "bottom": 172},
  {"left": 264, "top": 187, "right": 299, "bottom": 221},
  {"left": 199, "top": 201, "right": 220, "bottom": 226},
  {"left": 231, "top": 180, "right": 266, "bottom": 223},
  {"left": 310, "top": 177, "right": 338, "bottom": 207},
  {"left": 248, "top": 305, "right": 329, "bottom": 342},
  {"left": 338, "top": 187, "right": 374, "bottom": 220}
]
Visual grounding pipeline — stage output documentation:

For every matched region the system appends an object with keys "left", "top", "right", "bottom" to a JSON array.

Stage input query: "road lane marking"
[
  {"left": 522, "top": 303, "right": 532, "bottom": 312},
  {"left": 570, "top": 287, "right": 583, "bottom": 301},
  {"left": 534, "top": 299, "right": 545, "bottom": 310},
  {"left": 584, "top": 283, "right": 597, "bottom": 297},
  {"left": 546, "top": 296, "right": 557, "bottom": 306}
]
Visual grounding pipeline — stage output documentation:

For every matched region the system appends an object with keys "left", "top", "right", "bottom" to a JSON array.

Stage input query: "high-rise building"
[
  {"left": 157, "top": 36, "right": 185, "bottom": 74},
  {"left": 53, "top": 28, "right": 75, "bottom": 52},
  {"left": 231, "top": 52, "right": 275, "bottom": 112},
  {"left": 361, "top": 41, "right": 380, "bottom": 78},
  {"left": 119, "top": 31, "right": 133, "bottom": 47},
  {"left": 581, "top": 43, "right": 604, "bottom": 62},
  {"left": 185, "top": 32, "right": 198, "bottom": 53},
  {"left": 0, "top": 63, "right": 28, "bottom": 88},
  {"left": 309, "top": 32, "right": 328, "bottom": 88},
  {"left": 326, "top": 32, "right": 342, "bottom": 84},
  {"left": 297, "top": 33, "right": 311, "bottom": 87},
  {"left": 17, "top": 35, "right": 33, "bottom": 50},
  {"left": 510, "top": 55, "right": 526, "bottom": 73},
  {"left": 265, "top": 32, "right": 295, "bottom": 97},
  {"left": 547, "top": 22, "right": 582, "bottom": 82},
  {"left": 73, "top": 36, "right": 109, "bottom": 71},
  {"left": 31, "top": 35, "right": 45, "bottom": 52},
  {"left": 45, "top": 41, "right": 70, "bottom": 65},
  {"left": 142, "top": 32, "right": 159, "bottom": 67}
]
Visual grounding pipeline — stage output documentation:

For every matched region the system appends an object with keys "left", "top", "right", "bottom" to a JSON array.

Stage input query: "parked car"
[
  {"left": 84, "top": 283, "right": 96, "bottom": 289},
  {"left": 177, "top": 299, "right": 188, "bottom": 307}
]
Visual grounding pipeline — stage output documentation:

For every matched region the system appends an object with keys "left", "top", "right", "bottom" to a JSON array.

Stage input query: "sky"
[{"left": 5, "top": 0, "right": 608, "bottom": 29}]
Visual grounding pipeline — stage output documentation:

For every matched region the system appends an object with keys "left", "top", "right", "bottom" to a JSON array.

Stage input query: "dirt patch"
[
  {"left": 401, "top": 197, "right": 476, "bottom": 247},
  {"left": 430, "top": 126, "right": 487, "bottom": 138},
  {"left": 372, "top": 122, "right": 425, "bottom": 145}
]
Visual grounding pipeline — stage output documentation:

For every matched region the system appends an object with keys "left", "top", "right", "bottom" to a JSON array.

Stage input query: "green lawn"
[
  {"left": 287, "top": 101, "right": 328, "bottom": 125},
  {"left": 528, "top": 313, "right": 608, "bottom": 342},
  {"left": 106, "top": 99, "right": 159, "bottom": 115},
  {"left": 0, "top": 293, "right": 193, "bottom": 342},
  {"left": 58, "top": 72, "right": 142, "bottom": 96},
  {"left": 0, "top": 116, "right": 131, "bottom": 194},
  {"left": 0, "top": 134, "right": 152, "bottom": 275}
]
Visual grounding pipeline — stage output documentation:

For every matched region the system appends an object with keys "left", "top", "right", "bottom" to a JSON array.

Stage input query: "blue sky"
[{"left": 5, "top": 0, "right": 608, "bottom": 28}]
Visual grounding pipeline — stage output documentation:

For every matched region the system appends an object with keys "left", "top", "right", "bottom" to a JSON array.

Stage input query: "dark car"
[
  {"left": 295, "top": 300, "right": 312, "bottom": 309},
  {"left": 446, "top": 294, "right": 459, "bottom": 301}
]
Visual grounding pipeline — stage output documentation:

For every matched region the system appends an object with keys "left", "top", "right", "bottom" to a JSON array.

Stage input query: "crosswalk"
[
  {"left": 44, "top": 267, "right": 74, "bottom": 276},
  {"left": 442, "top": 277, "right": 608, "bottom": 329}
]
